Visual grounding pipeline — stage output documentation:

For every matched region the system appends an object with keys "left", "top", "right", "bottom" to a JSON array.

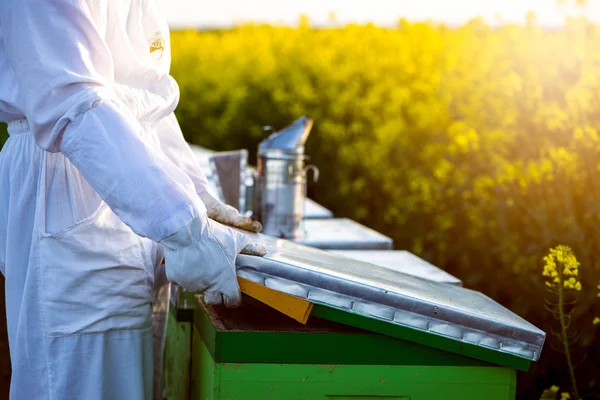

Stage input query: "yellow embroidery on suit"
[{"left": 149, "top": 31, "right": 165, "bottom": 59}]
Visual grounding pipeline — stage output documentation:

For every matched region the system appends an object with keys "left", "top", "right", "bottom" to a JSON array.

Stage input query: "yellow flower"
[
  {"left": 593, "top": 317, "right": 600, "bottom": 325},
  {"left": 561, "top": 392, "right": 571, "bottom": 400},
  {"left": 550, "top": 385, "right": 560, "bottom": 392},
  {"left": 542, "top": 246, "right": 580, "bottom": 291}
]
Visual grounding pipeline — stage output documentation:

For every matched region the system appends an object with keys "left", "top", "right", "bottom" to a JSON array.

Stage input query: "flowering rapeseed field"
[{"left": 170, "top": 17, "right": 600, "bottom": 398}]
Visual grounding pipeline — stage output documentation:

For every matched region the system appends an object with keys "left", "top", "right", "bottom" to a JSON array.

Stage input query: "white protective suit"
[{"left": 0, "top": 0, "right": 262, "bottom": 399}]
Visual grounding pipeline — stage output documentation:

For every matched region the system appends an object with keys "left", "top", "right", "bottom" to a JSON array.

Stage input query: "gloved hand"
[
  {"left": 160, "top": 216, "right": 266, "bottom": 308},
  {"left": 198, "top": 190, "right": 266, "bottom": 256},
  {"left": 198, "top": 190, "right": 262, "bottom": 233}
]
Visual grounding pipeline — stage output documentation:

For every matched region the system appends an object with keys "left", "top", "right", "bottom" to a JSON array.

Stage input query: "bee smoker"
[{"left": 253, "top": 117, "right": 319, "bottom": 239}]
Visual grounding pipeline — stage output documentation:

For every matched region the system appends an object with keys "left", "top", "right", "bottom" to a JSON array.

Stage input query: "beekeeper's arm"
[
  {"left": 155, "top": 113, "right": 262, "bottom": 232},
  {"left": 0, "top": 0, "right": 261, "bottom": 307}
]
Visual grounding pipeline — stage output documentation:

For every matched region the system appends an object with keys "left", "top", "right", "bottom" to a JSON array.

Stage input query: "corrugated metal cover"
[
  {"left": 236, "top": 232, "right": 545, "bottom": 362},
  {"left": 295, "top": 218, "right": 393, "bottom": 250},
  {"left": 329, "top": 250, "right": 462, "bottom": 286},
  {"left": 304, "top": 199, "right": 334, "bottom": 219}
]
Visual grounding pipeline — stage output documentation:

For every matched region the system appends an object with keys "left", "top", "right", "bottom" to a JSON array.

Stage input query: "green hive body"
[{"left": 163, "top": 296, "right": 519, "bottom": 400}]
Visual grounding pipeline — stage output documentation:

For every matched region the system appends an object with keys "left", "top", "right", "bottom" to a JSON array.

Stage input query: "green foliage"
[{"left": 170, "top": 19, "right": 600, "bottom": 398}]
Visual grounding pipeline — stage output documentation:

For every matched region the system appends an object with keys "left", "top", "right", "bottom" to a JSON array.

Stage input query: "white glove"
[
  {"left": 160, "top": 216, "right": 264, "bottom": 308},
  {"left": 201, "top": 192, "right": 266, "bottom": 256},
  {"left": 198, "top": 190, "right": 263, "bottom": 233}
]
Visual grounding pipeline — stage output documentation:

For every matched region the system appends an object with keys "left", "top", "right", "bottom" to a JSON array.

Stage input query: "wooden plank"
[
  {"left": 191, "top": 326, "right": 218, "bottom": 400},
  {"left": 194, "top": 298, "right": 493, "bottom": 367},
  {"left": 312, "top": 305, "right": 533, "bottom": 372},
  {"left": 238, "top": 277, "right": 313, "bottom": 324},
  {"left": 163, "top": 311, "right": 192, "bottom": 400},
  {"left": 214, "top": 362, "right": 516, "bottom": 400}
]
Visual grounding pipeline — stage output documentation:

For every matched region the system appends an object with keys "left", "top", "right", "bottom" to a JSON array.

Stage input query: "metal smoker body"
[{"left": 254, "top": 117, "right": 318, "bottom": 239}]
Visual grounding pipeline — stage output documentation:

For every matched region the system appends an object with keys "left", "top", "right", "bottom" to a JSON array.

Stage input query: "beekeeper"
[{"left": 0, "top": 0, "right": 264, "bottom": 399}]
